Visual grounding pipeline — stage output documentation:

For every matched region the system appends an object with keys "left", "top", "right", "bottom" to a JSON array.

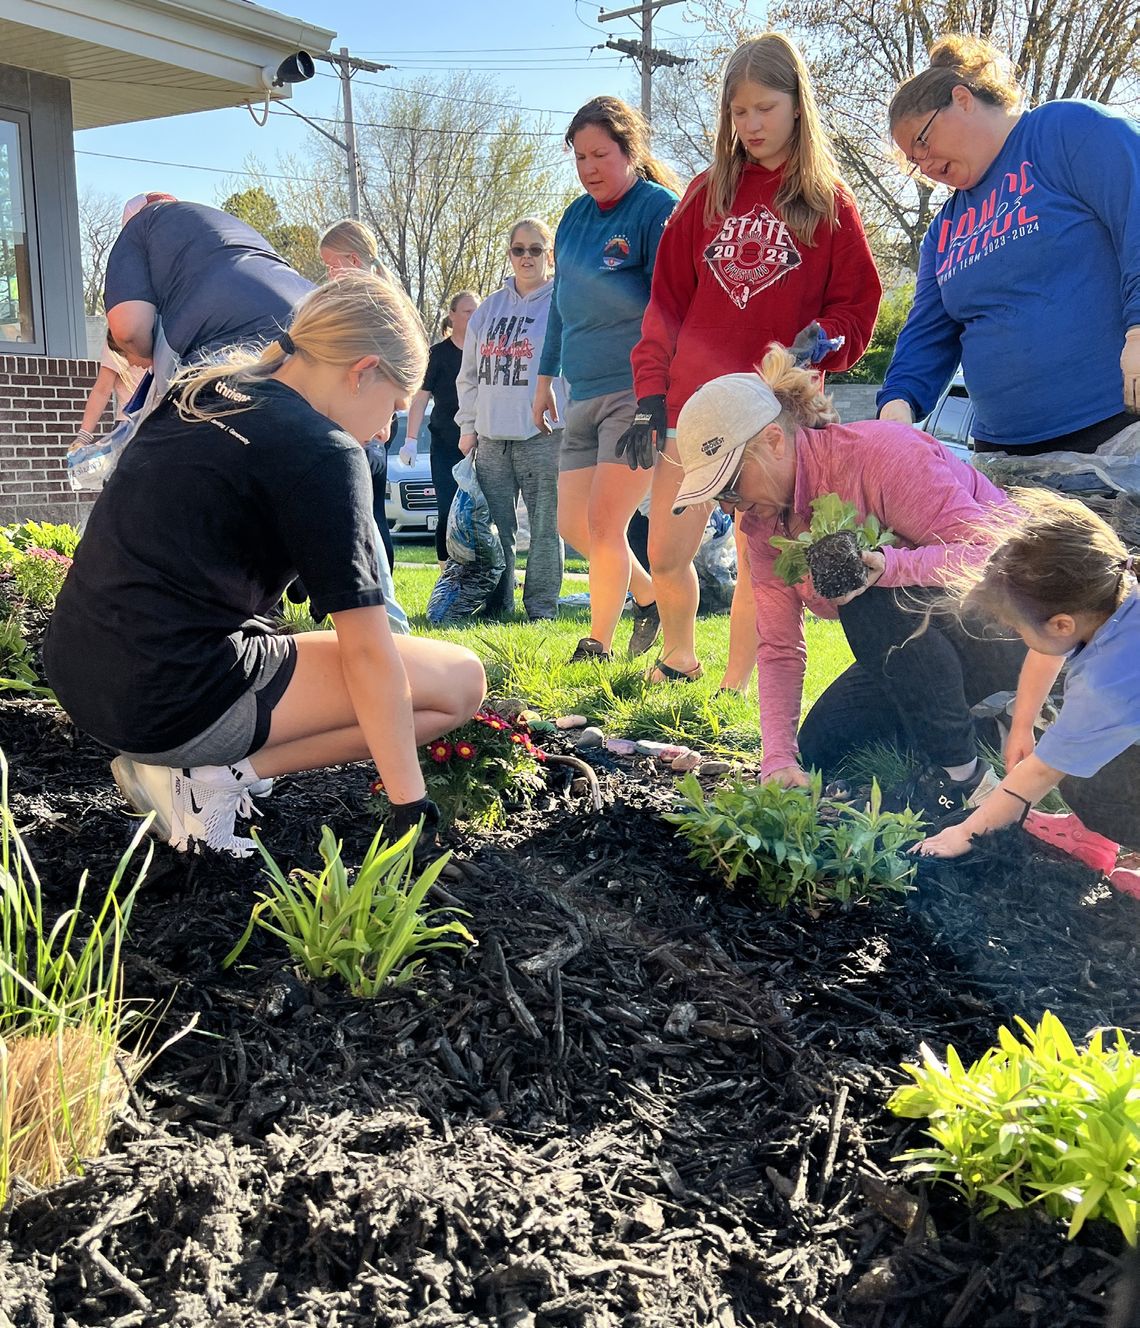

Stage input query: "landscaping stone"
[
  {"left": 573, "top": 726, "right": 604, "bottom": 749},
  {"left": 555, "top": 715, "right": 588, "bottom": 730},
  {"left": 698, "top": 759, "right": 732, "bottom": 776},
  {"left": 604, "top": 738, "right": 638, "bottom": 757},
  {"left": 670, "top": 751, "right": 702, "bottom": 772}
]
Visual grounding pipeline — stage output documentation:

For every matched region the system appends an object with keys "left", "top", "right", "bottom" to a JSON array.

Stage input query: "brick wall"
[{"left": 0, "top": 354, "right": 104, "bottom": 526}]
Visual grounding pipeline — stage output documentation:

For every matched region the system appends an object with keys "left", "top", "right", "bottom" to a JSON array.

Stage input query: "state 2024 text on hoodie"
[
  {"left": 456, "top": 277, "right": 567, "bottom": 441},
  {"left": 878, "top": 100, "right": 1140, "bottom": 449},
  {"left": 633, "top": 164, "right": 882, "bottom": 427}
]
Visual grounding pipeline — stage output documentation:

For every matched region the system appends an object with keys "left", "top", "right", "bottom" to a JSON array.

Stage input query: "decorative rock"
[
  {"left": 671, "top": 751, "right": 701, "bottom": 772},
  {"left": 518, "top": 709, "right": 543, "bottom": 725},
  {"left": 573, "top": 726, "right": 605, "bottom": 749},
  {"left": 526, "top": 719, "right": 556, "bottom": 735},
  {"left": 698, "top": 759, "right": 732, "bottom": 777},
  {"left": 604, "top": 737, "right": 638, "bottom": 756},
  {"left": 555, "top": 714, "right": 588, "bottom": 730},
  {"left": 634, "top": 739, "right": 674, "bottom": 757},
  {"left": 664, "top": 1001, "right": 698, "bottom": 1036}
]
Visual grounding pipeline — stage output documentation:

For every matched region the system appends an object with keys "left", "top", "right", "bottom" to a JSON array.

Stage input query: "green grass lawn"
[
  {"left": 383, "top": 564, "right": 853, "bottom": 758},
  {"left": 393, "top": 538, "right": 590, "bottom": 576}
]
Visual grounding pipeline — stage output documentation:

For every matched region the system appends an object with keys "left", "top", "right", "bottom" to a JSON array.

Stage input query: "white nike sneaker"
[
  {"left": 247, "top": 777, "right": 274, "bottom": 798},
  {"left": 110, "top": 758, "right": 257, "bottom": 858}
]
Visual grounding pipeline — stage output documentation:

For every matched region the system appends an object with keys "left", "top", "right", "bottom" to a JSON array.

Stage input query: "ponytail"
[{"left": 757, "top": 343, "right": 839, "bottom": 428}]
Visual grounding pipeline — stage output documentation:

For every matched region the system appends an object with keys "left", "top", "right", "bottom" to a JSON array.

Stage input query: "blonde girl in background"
[
  {"left": 456, "top": 218, "right": 566, "bottom": 620},
  {"left": 44, "top": 272, "right": 485, "bottom": 859},
  {"left": 623, "top": 32, "right": 881, "bottom": 686},
  {"left": 918, "top": 491, "right": 1140, "bottom": 898}
]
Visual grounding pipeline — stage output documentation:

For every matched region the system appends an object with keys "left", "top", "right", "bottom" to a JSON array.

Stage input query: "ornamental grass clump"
[
  {"left": 770, "top": 493, "right": 896, "bottom": 600},
  {"left": 224, "top": 824, "right": 475, "bottom": 997},
  {"left": 889, "top": 1011, "right": 1140, "bottom": 1245},
  {"left": 0, "top": 750, "right": 152, "bottom": 1205},
  {"left": 664, "top": 772, "right": 921, "bottom": 909},
  {"left": 368, "top": 708, "right": 547, "bottom": 829}
]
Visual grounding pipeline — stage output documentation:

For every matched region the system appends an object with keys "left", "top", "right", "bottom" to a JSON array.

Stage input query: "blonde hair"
[
  {"left": 565, "top": 97, "right": 682, "bottom": 196},
  {"left": 509, "top": 216, "right": 554, "bottom": 249},
  {"left": 172, "top": 271, "right": 427, "bottom": 422},
  {"left": 753, "top": 343, "right": 839, "bottom": 434},
  {"left": 318, "top": 218, "right": 386, "bottom": 273},
  {"left": 889, "top": 35, "right": 1021, "bottom": 129},
  {"left": 689, "top": 33, "right": 844, "bottom": 243},
  {"left": 441, "top": 289, "right": 480, "bottom": 336},
  {"left": 959, "top": 489, "right": 1134, "bottom": 627}
]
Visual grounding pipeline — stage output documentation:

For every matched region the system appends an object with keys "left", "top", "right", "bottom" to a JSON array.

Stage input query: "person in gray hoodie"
[{"left": 456, "top": 218, "right": 567, "bottom": 620}]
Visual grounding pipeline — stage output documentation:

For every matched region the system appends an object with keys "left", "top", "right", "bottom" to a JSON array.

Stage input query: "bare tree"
[
  {"left": 232, "top": 75, "right": 578, "bottom": 332},
  {"left": 765, "top": 0, "right": 1140, "bottom": 271},
  {"left": 77, "top": 187, "right": 121, "bottom": 315}
]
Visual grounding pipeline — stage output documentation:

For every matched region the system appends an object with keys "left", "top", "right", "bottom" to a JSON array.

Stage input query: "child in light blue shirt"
[{"left": 919, "top": 489, "right": 1139, "bottom": 897}]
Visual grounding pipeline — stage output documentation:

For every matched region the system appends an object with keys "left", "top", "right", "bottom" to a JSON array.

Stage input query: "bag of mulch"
[
  {"left": 426, "top": 454, "right": 505, "bottom": 625},
  {"left": 694, "top": 507, "right": 737, "bottom": 613}
]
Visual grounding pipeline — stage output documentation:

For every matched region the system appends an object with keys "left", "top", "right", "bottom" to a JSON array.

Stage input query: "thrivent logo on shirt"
[
  {"left": 602, "top": 234, "right": 631, "bottom": 269},
  {"left": 703, "top": 204, "right": 802, "bottom": 309}
]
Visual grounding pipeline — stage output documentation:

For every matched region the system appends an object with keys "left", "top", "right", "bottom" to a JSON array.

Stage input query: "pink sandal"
[{"left": 1022, "top": 810, "right": 1120, "bottom": 876}]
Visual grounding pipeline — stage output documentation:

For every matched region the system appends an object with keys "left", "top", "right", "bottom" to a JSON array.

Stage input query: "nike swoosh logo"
[{"left": 188, "top": 786, "right": 205, "bottom": 816}]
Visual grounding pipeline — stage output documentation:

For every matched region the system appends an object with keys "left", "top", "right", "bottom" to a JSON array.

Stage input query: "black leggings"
[
  {"left": 430, "top": 428, "right": 463, "bottom": 563},
  {"left": 798, "top": 587, "right": 1025, "bottom": 776}
]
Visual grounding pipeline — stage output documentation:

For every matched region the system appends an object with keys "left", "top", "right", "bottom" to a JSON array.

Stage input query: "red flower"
[
  {"left": 455, "top": 740, "right": 477, "bottom": 760},
  {"left": 510, "top": 732, "right": 525, "bottom": 745},
  {"left": 369, "top": 776, "right": 385, "bottom": 795},
  {"left": 482, "top": 717, "right": 507, "bottom": 731},
  {"left": 428, "top": 740, "right": 453, "bottom": 763}
]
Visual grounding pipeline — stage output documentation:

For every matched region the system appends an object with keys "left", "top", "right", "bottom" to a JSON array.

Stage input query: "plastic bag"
[
  {"left": 426, "top": 454, "right": 506, "bottom": 625},
  {"left": 67, "top": 369, "right": 154, "bottom": 492},
  {"left": 694, "top": 507, "right": 737, "bottom": 613}
]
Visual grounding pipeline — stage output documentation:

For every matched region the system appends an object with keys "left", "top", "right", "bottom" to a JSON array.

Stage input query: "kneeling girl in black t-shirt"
[{"left": 44, "top": 272, "right": 486, "bottom": 857}]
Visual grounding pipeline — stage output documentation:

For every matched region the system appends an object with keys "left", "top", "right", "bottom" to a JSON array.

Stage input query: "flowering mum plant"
[{"left": 367, "top": 709, "right": 547, "bottom": 829}]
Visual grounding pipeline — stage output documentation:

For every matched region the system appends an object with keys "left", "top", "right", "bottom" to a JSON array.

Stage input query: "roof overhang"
[{"left": 0, "top": 0, "right": 336, "bottom": 129}]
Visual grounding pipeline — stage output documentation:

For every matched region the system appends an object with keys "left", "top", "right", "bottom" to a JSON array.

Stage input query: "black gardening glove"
[
  {"left": 387, "top": 797, "right": 443, "bottom": 870},
  {"left": 614, "top": 394, "right": 668, "bottom": 471}
]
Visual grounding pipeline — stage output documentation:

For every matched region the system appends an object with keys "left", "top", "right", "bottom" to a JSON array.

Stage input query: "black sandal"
[{"left": 649, "top": 660, "right": 703, "bottom": 683}]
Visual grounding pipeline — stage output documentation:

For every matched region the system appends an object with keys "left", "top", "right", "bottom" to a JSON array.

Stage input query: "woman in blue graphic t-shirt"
[{"left": 878, "top": 35, "right": 1140, "bottom": 463}]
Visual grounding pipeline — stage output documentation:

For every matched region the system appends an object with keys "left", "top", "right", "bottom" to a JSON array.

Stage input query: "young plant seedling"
[{"left": 770, "top": 493, "right": 897, "bottom": 600}]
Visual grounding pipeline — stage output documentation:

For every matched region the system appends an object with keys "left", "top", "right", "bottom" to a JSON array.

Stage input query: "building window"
[{"left": 0, "top": 114, "right": 38, "bottom": 347}]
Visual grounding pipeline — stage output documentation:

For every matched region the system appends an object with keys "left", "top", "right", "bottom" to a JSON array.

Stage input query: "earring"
[{"left": 352, "top": 379, "right": 360, "bottom": 397}]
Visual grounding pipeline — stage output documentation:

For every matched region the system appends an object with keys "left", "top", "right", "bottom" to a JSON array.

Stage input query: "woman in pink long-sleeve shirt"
[{"left": 671, "top": 345, "right": 1025, "bottom": 822}]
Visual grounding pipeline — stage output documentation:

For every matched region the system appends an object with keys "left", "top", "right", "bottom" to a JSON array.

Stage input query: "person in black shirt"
[
  {"left": 44, "top": 273, "right": 486, "bottom": 858},
  {"left": 403, "top": 291, "right": 481, "bottom": 566}
]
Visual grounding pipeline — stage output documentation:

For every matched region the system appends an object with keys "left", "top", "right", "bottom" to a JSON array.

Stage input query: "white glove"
[
  {"left": 878, "top": 399, "right": 914, "bottom": 426},
  {"left": 1122, "top": 328, "right": 1140, "bottom": 412},
  {"left": 398, "top": 440, "right": 417, "bottom": 466}
]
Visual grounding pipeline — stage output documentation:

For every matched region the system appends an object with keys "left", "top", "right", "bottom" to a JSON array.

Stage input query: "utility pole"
[
  {"left": 598, "top": 0, "right": 692, "bottom": 127},
  {"left": 280, "top": 46, "right": 393, "bottom": 219}
]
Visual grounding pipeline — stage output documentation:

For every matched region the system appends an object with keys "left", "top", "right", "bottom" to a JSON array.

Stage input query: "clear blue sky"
[{"left": 74, "top": 1, "right": 756, "bottom": 205}]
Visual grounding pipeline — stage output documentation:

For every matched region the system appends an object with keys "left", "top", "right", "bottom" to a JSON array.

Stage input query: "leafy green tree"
[
  {"left": 220, "top": 186, "right": 324, "bottom": 282},
  {"left": 830, "top": 282, "right": 915, "bottom": 383}
]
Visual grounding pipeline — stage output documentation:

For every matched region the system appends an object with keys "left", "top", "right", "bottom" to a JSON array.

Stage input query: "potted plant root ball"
[{"left": 770, "top": 494, "right": 896, "bottom": 600}]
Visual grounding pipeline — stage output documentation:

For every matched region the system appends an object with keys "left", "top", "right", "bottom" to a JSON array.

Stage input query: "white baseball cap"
[
  {"left": 121, "top": 192, "right": 177, "bottom": 228},
  {"left": 672, "top": 373, "right": 782, "bottom": 513}
]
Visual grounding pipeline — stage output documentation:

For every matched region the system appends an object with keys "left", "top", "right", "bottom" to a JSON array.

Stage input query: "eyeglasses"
[
  {"left": 510, "top": 244, "right": 547, "bottom": 258},
  {"left": 905, "top": 107, "right": 941, "bottom": 178},
  {"left": 713, "top": 457, "right": 746, "bottom": 504}
]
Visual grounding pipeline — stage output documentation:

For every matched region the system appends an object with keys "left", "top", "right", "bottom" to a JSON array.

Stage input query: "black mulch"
[{"left": 0, "top": 696, "right": 1137, "bottom": 1328}]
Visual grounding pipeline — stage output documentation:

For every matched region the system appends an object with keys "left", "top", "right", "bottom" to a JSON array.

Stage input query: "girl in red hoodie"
[{"left": 622, "top": 32, "right": 882, "bottom": 686}]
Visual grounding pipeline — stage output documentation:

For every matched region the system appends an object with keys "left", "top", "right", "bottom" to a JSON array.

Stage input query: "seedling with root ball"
[{"left": 770, "top": 493, "right": 897, "bottom": 600}]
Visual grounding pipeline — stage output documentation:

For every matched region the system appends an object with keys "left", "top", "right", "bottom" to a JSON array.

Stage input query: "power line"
[
  {"left": 310, "top": 68, "right": 576, "bottom": 117},
  {"left": 266, "top": 108, "right": 563, "bottom": 138},
  {"left": 75, "top": 148, "right": 340, "bottom": 183}
]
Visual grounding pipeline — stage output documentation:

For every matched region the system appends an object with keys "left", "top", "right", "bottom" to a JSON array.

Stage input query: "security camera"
[{"left": 259, "top": 52, "right": 315, "bottom": 90}]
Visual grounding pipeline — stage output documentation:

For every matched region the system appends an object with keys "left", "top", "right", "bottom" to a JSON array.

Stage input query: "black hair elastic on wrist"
[{"left": 278, "top": 330, "right": 296, "bottom": 356}]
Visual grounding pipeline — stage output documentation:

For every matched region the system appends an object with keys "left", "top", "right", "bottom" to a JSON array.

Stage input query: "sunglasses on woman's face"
[
  {"left": 510, "top": 244, "right": 546, "bottom": 258},
  {"left": 714, "top": 457, "right": 746, "bottom": 504}
]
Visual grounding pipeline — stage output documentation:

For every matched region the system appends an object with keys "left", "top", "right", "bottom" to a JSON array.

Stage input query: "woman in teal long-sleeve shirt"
[{"left": 533, "top": 96, "right": 679, "bottom": 664}]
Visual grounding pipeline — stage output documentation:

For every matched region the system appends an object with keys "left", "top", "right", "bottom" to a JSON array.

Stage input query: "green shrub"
[
  {"left": 3, "top": 520, "right": 81, "bottom": 560},
  {"left": 11, "top": 547, "right": 71, "bottom": 609},
  {"left": 0, "top": 616, "right": 52, "bottom": 699},
  {"left": 830, "top": 281, "right": 914, "bottom": 384},
  {"left": 889, "top": 1011, "right": 1140, "bottom": 1245},
  {"left": 224, "top": 823, "right": 475, "bottom": 996},
  {"left": 664, "top": 772, "right": 921, "bottom": 908}
]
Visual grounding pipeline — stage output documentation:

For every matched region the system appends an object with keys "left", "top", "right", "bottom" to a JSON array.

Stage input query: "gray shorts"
[
  {"left": 560, "top": 388, "right": 638, "bottom": 472},
  {"left": 118, "top": 635, "right": 297, "bottom": 768}
]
